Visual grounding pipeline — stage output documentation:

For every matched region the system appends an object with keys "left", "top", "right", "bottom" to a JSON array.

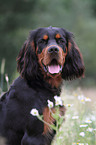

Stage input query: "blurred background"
[
  {"left": 0, "top": 1, "right": 96, "bottom": 144},
  {"left": 0, "top": 0, "right": 96, "bottom": 91}
]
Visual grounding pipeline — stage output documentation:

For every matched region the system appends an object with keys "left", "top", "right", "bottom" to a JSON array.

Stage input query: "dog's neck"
[{"left": 45, "top": 75, "right": 63, "bottom": 88}]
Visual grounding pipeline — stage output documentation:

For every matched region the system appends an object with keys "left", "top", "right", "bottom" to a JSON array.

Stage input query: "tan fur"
[
  {"left": 42, "top": 106, "right": 66, "bottom": 135},
  {"left": 37, "top": 45, "right": 67, "bottom": 88}
]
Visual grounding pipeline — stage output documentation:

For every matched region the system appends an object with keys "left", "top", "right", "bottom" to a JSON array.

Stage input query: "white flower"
[
  {"left": 58, "top": 136, "right": 63, "bottom": 139},
  {"left": 85, "top": 97, "right": 91, "bottom": 102},
  {"left": 79, "top": 132, "right": 85, "bottom": 137},
  {"left": 78, "top": 94, "right": 85, "bottom": 103},
  {"left": 86, "top": 128, "right": 93, "bottom": 132},
  {"left": 30, "top": 109, "right": 39, "bottom": 116},
  {"left": 47, "top": 100, "right": 54, "bottom": 108},
  {"left": 85, "top": 119, "right": 92, "bottom": 124},
  {"left": 78, "top": 94, "right": 91, "bottom": 103},
  {"left": 65, "top": 104, "right": 74, "bottom": 107},
  {"left": 54, "top": 96, "right": 63, "bottom": 106},
  {"left": 72, "top": 116, "right": 79, "bottom": 119},
  {"left": 78, "top": 94, "right": 85, "bottom": 100},
  {"left": 72, "top": 143, "right": 88, "bottom": 145},
  {"left": 80, "top": 124, "right": 88, "bottom": 128}
]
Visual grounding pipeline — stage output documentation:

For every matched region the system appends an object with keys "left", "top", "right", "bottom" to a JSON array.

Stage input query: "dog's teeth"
[{"left": 60, "top": 66, "right": 62, "bottom": 71}]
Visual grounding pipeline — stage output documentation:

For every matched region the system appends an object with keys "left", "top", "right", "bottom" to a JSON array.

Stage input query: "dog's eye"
[
  {"left": 38, "top": 39, "right": 47, "bottom": 44},
  {"left": 57, "top": 38, "right": 65, "bottom": 43}
]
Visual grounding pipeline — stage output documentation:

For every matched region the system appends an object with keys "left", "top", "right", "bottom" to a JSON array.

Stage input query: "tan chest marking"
[{"left": 42, "top": 106, "right": 66, "bottom": 135}]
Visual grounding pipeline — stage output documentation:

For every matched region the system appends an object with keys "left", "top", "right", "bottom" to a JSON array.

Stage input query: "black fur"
[{"left": 0, "top": 27, "right": 84, "bottom": 145}]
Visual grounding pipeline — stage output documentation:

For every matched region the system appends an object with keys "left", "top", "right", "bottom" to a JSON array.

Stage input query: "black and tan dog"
[{"left": 0, "top": 27, "right": 84, "bottom": 145}]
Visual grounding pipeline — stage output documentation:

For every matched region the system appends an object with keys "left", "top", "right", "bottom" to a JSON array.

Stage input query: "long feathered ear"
[
  {"left": 62, "top": 29, "right": 85, "bottom": 80},
  {"left": 17, "top": 31, "right": 39, "bottom": 81}
]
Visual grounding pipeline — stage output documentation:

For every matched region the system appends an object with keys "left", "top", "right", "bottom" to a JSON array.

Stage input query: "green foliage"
[
  {"left": 53, "top": 88, "right": 96, "bottom": 145},
  {"left": 30, "top": 88, "right": 96, "bottom": 145},
  {"left": 0, "top": 0, "right": 38, "bottom": 80},
  {"left": 0, "top": 0, "right": 96, "bottom": 84},
  {"left": 30, "top": 96, "right": 65, "bottom": 145}
]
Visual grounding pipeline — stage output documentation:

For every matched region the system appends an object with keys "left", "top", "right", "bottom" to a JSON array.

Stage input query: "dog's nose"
[{"left": 48, "top": 47, "right": 59, "bottom": 53}]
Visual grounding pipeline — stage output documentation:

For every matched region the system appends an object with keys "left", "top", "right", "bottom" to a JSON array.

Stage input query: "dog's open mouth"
[{"left": 42, "top": 59, "right": 62, "bottom": 75}]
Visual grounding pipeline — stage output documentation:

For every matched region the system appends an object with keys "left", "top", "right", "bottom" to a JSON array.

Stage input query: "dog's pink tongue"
[{"left": 48, "top": 65, "right": 60, "bottom": 74}]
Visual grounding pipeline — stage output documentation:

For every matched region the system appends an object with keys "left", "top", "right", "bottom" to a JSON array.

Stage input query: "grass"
[
  {"left": 0, "top": 58, "right": 96, "bottom": 144},
  {"left": 52, "top": 87, "right": 96, "bottom": 145},
  {"left": 0, "top": 79, "right": 96, "bottom": 145},
  {"left": 0, "top": 78, "right": 96, "bottom": 145}
]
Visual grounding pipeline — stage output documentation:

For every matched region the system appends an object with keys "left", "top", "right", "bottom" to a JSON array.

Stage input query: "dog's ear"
[
  {"left": 17, "top": 30, "right": 39, "bottom": 81},
  {"left": 61, "top": 29, "right": 85, "bottom": 80}
]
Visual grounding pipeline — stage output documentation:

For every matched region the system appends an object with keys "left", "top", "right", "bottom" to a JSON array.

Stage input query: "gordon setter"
[{"left": 0, "top": 27, "right": 84, "bottom": 145}]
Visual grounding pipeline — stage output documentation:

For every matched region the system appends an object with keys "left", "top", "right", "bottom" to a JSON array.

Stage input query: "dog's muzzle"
[
  {"left": 48, "top": 46, "right": 59, "bottom": 54},
  {"left": 42, "top": 45, "right": 63, "bottom": 75}
]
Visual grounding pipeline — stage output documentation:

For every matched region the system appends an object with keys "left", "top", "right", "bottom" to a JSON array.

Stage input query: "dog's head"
[{"left": 17, "top": 27, "right": 84, "bottom": 87}]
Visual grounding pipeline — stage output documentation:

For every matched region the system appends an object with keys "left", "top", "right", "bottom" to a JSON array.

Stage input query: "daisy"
[
  {"left": 47, "top": 100, "right": 54, "bottom": 108},
  {"left": 78, "top": 94, "right": 85, "bottom": 101},
  {"left": 30, "top": 108, "right": 39, "bottom": 116},
  {"left": 79, "top": 132, "right": 85, "bottom": 137},
  {"left": 72, "top": 116, "right": 79, "bottom": 119},
  {"left": 86, "top": 128, "right": 93, "bottom": 132},
  {"left": 80, "top": 124, "right": 88, "bottom": 128},
  {"left": 85, "top": 119, "right": 92, "bottom": 124},
  {"left": 85, "top": 97, "right": 91, "bottom": 102},
  {"left": 66, "top": 104, "right": 74, "bottom": 107},
  {"left": 54, "top": 96, "right": 63, "bottom": 106}
]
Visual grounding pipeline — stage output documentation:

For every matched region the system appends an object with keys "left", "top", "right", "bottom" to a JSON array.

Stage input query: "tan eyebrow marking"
[
  {"left": 43, "top": 35, "right": 48, "bottom": 40},
  {"left": 55, "top": 33, "right": 61, "bottom": 39}
]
